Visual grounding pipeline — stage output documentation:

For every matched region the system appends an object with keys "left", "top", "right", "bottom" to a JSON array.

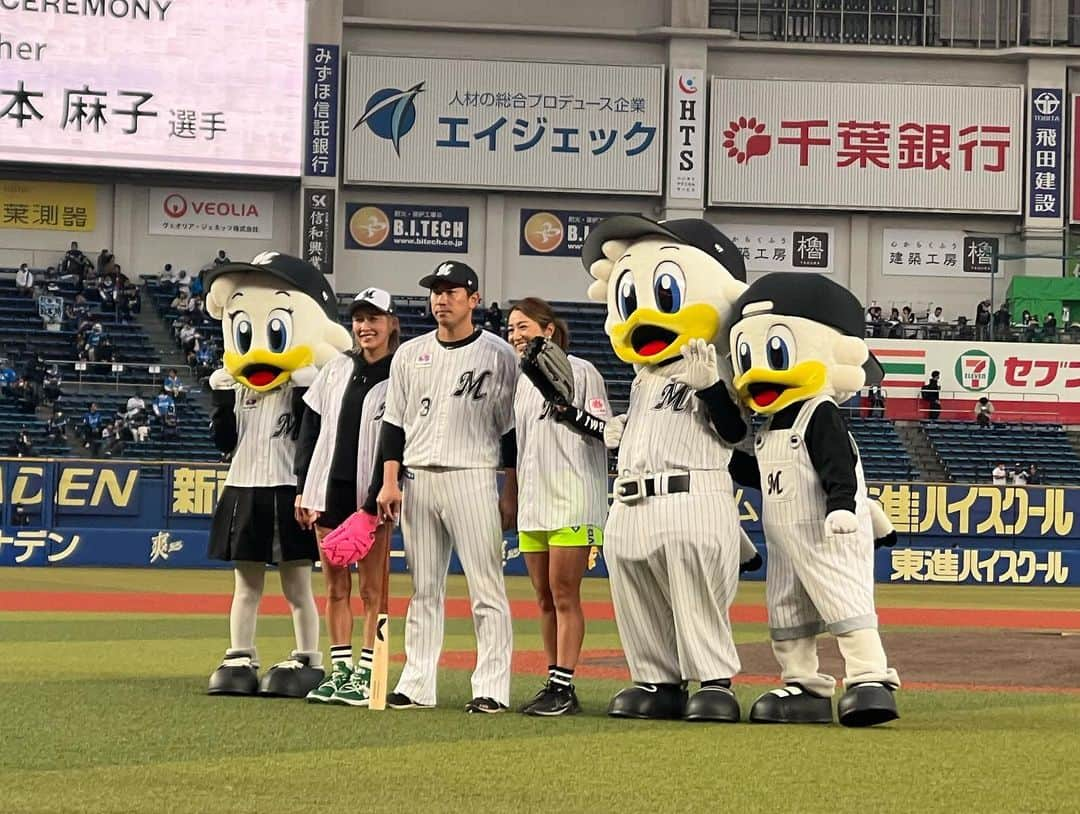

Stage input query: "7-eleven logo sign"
[{"left": 955, "top": 349, "right": 997, "bottom": 392}]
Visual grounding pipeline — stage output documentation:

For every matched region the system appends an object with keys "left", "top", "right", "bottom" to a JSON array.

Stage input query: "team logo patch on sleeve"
[
  {"left": 590, "top": 398, "right": 607, "bottom": 415},
  {"left": 417, "top": 352, "right": 433, "bottom": 367}
]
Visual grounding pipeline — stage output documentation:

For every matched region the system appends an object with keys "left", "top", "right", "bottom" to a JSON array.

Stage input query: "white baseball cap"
[{"left": 350, "top": 287, "right": 395, "bottom": 315}]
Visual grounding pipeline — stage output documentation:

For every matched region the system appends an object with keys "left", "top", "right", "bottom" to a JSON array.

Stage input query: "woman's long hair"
[{"left": 509, "top": 297, "right": 570, "bottom": 351}]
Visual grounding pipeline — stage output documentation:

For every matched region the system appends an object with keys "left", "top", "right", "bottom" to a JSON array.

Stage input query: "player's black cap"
[
  {"left": 201, "top": 252, "right": 337, "bottom": 320},
  {"left": 418, "top": 261, "right": 479, "bottom": 292},
  {"left": 581, "top": 215, "right": 747, "bottom": 282},
  {"left": 732, "top": 272, "right": 883, "bottom": 385}
]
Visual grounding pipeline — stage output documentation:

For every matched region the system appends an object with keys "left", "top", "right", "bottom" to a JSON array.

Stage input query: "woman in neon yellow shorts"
[{"left": 507, "top": 297, "right": 610, "bottom": 716}]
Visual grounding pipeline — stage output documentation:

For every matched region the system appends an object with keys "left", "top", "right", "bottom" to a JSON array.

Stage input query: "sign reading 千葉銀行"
[
  {"left": 0, "top": 179, "right": 95, "bottom": 232},
  {"left": 0, "top": 1, "right": 304, "bottom": 176},
  {"left": 344, "top": 203, "right": 469, "bottom": 253},
  {"left": 709, "top": 79, "right": 1023, "bottom": 213},
  {"left": 344, "top": 56, "right": 663, "bottom": 194},
  {"left": 715, "top": 224, "right": 834, "bottom": 274},
  {"left": 147, "top": 188, "right": 274, "bottom": 239},
  {"left": 881, "top": 229, "right": 1000, "bottom": 277},
  {"left": 1027, "top": 87, "right": 1063, "bottom": 221}
]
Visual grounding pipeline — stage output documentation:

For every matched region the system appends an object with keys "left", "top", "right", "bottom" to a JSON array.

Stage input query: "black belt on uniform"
[{"left": 616, "top": 473, "right": 691, "bottom": 500}]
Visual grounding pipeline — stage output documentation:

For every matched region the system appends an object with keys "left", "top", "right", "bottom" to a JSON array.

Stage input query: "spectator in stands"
[
  {"left": 1011, "top": 463, "right": 1029, "bottom": 486},
  {"left": 115, "top": 284, "right": 133, "bottom": 323},
  {"left": 161, "top": 410, "right": 180, "bottom": 441},
  {"left": 171, "top": 288, "right": 191, "bottom": 311},
  {"left": 483, "top": 301, "right": 503, "bottom": 334},
  {"left": 101, "top": 418, "right": 126, "bottom": 458},
  {"left": 43, "top": 265, "right": 59, "bottom": 293},
  {"left": 16, "top": 262, "right": 34, "bottom": 297},
  {"left": 80, "top": 402, "right": 104, "bottom": 450},
  {"left": 83, "top": 323, "right": 105, "bottom": 361},
  {"left": 178, "top": 319, "right": 199, "bottom": 355},
  {"left": 11, "top": 376, "right": 37, "bottom": 413},
  {"left": 927, "top": 306, "right": 944, "bottom": 323},
  {"left": 974, "top": 396, "right": 994, "bottom": 427},
  {"left": 61, "top": 241, "right": 92, "bottom": 287},
  {"left": 23, "top": 352, "right": 46, "bottom": 388},
  {"left": 1044, "top": 312, "right": 1057, "bottom": 339},
  {"left": 124, "top": 390, "right": 147, "bottom": 423},
  {"left": 152, "top": 387, "right": 176, "bottom": 426},
  {"left": 42, "top": 364, "right": 62, "bottom": 404},
  {"left": 119, "top": 271, "right": 140, "bottom": 315},
  {"left": 1024, "top": 313, "right": 1042, "bottom": 342},
  {"left": 46, "top": 407, "right": 67, "bottom": 441},
  {"left": 163, "top": 369, "right": 185, "bottom": 401},
  {"left": 886, "top": 307, "right": 902, "bottom": 338},
  {"left": 921, "top": 370, "right": 942, "bottom": 420},
  {"left": 98, "top": 274, "right": 117, "bottom": 309},
  {"left": 12, "top": 503, "right": 31, "bottom": 527},
  {"left": 9, "top": 427, "right": 34, "bottom": 457},
  {"left": 975, "top": 300, "right": 991, "bottom": 340},
  {"left": 955, "top": 315, "right": 974, "bottom": 340},
  {"left": 127, "top": 408, "right": 150, "bottom": 442},
  {"left": 0, "top": 362, "right": 18, "bottom": 398},
  {"left": 901, "top": 305, "right": 915, "bottom": 324},
  {"left": 189, "top": 274, "right": 204, "bottom": 297},
  {"left": 992, "top": 462, "right": 1007, "bottom": 485},
  {"left": 96, "top": 249, "right": 115, "bottom": 276},
  {"left": 866, "top": 383, "right": 886, "bottom": 418},
  {"left": 193, "top": 343, "right": 215, "bottom": 382},
  {"left": 96, "top": 334, "right": 116, "bottom": 364},
  {"left": 993, "top": 303, "right": 1010, "bottom": 335},
  {"left": 213, "top": 249, "right": 230, "bottom": 267},
  {"left": 1027, "top": 464, "right": 1040, "bottom": 485}
]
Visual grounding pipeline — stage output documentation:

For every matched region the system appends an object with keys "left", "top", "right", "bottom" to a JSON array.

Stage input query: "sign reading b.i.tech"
[{"left": 344, "top": 202, "right": 469, "bottom": 253}]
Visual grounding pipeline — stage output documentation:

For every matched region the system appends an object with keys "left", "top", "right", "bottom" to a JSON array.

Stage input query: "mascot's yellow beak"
[
  {"left": 608, "top": 303, "right": 719, "bottom": 366},
  {"left": 734, "top": 360, "right": 827, "bottom": 414},
  {"left": 223, "top": 346, "right": 313, "bottom": 393}
]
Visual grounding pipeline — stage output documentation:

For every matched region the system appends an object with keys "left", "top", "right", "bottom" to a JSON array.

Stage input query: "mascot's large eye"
[
  {"left": 652, "top": 261, "right": 685, "bottom": 314},
  {"left": 232, "top": 311, "right": 253, "bottom": 354},
  {"left": 266, "top": 309, "right": 292, "bottom": 354},
  {"left": 735, "top": 333, "right": 752, "bottom": 374},
  {"left": 616, "top": 270, "right": 637, "bottom": 321},
  {"left": 765, "top": 325, "right": 797, "bottom": 371}
]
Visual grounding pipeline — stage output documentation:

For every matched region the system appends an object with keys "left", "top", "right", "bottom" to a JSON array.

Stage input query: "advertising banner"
[
  {"left": 716, "top": 224, "right": 834, "bottom": 274},
  {"left": 302, "top": 188, "right": 335, "bottom": 274},
  {"left": 881, "top": 229, "right": 1000, "bottom": 277},
  {"left": 0, "top": 179, "right": 95, "bottom": 232},
  {"left": 1027, "top": 87, "right": 1064, "bottom": 221},
  {"left": 667, "top": 69, "right": 704, "bottom": 200},
  {"left": 519, "top": 209, "right": 627, "bottom": 257},
  {"left": 304, "top": 44, "right": 340, "bottom": 179},
  {"left": 148, "top": 187, "right": 274, "bottom": 239},
  {"left": 709, "top": 79, "right": 1023, "bottom": 212},
  {"left": 345, "top": 202, "right": 468, "bottom": 253},
  {"left": 344, "top": 55, "right": 664, "bottom": 194}
]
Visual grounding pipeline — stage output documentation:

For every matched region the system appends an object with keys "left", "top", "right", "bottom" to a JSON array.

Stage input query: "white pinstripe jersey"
[
  {"left": 756, "top": 395, "right": 872, "bottom": 543},
  {"left": 384, "top": 329, "right": 517, "bottom": 469},
  {"left": 224, "top": 384, "right": 299, "bottom": 488},
  {"left": 514, "top": 354, "right": 610, "bottom": 531},
  {"left": 617, "top": 358, "right": 736, "bottom": 475},
  {"left": 300, "top": 354, "right": 389, "bottom": 511}
]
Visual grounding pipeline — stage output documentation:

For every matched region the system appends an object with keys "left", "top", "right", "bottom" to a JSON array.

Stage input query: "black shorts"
[
  {"left": 208, "top": 485, "right": 318, "bottom": 565},
  {"left": 316, "top": 478, "right": 358, "bottom": 531}
]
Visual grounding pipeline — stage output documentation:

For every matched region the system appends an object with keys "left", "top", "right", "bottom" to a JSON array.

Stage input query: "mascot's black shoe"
[
  {"left": 837, "top": 682, "right": 899, "bottom": 728},
  {"left": 683, "top": 685, "right": 741, "bottom": 723},
  {"left": 607, "top": 683, "right": 688, "bottom": 720},
  {"left": 207, "top": 650, "right": 259, "bottom": 696},
  {"left": 749, "top": 685, "right": 833, "bottom": 724},
  {"left": 258, "top": 653, "right": 325, "bottom": 699}
]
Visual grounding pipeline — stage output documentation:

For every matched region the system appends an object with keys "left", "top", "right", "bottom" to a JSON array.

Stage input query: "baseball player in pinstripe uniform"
[
  {"left": 375, "top": 261, "right": 519, "bottom": 714},
  {"left": 729, "top": 272, "right": 900, "bottom": 727},
  {"left": 294, "top": 288, "right": 397, "bottom": 706},
  {"left": 582, "top": 216, "right": 752, "bottom": 722},
  {"left": 203, "top": 252, "right": 352, "bottom": 698},
  {"left": 507, "top": 297, "right": 610, "bottom": 716}
]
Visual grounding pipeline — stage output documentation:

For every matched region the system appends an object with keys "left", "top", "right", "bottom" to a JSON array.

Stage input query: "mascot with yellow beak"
[
  {"left": 728, "top": 272, "right": 900, "bottom": 727},
  {"left": 204, "top": 251, "right": 352, "bottom": 698},
  {"left": 582, "top": 215, "right": 753, "bottom": 722}
]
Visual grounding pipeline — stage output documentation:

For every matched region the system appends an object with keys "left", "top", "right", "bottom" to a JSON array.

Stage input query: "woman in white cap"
[{"left": 295, "top": 288, "right": 399, "bottom": 706}]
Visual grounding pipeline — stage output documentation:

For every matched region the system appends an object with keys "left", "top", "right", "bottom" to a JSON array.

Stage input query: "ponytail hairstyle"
[{"left": 510, "top": 296, "right": 570, "bottom": 351}]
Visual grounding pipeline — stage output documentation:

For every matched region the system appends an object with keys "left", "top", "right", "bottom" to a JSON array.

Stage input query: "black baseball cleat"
[
  {"left": 207, "top": 650, "right": 259, "bottom": 696},
  {"left": 525, "top": 686, "right": 581, "bottom": 717},
  {"left": 739, "top": 552, "right": 764, "bottom": 574},
  {"left": 837, "top": 682, "right": 899, "bottom": 728},
  {"left": 465, "top": 696, "right": 509, "bottom": 714},
  {"left": 258, "top": 653, "right": 324, "bottom": 698},
  {"left": 607, "top": 682, "right": 688, "bottom": 720},
  {"left": 683, "top": 684, "right": 741, "bottom": 722},
  {"left": 519, "top": 682, "right": 551, "bottom": 714},
  {"left": 749, "top": 685, "right": 834, "bottom": 724},
  {"left": 386, "top": 692, "right": 434, "bottom": 710}
]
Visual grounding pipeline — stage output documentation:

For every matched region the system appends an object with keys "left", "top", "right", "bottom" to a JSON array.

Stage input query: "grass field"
[{"left": 3, "top": 568, "right": 1079, "bottom": 813}]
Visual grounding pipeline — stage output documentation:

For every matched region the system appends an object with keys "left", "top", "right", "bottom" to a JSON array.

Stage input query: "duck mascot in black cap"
[
  {"left": 204, "top": 251, "right": 352, "bottom": 697},
  {"left": 728, "top": 272, "right": 900, "bottom": 727},
  {"left": 581, "top": 215, "right": 758, "bottom": 722}
]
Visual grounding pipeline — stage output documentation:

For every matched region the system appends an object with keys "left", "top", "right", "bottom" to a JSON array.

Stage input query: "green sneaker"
[
  {"left": 306, "top": 661, "right": 353, "bottom": 703},
  {"left": 330, "top": 667, "right": 371, "bottom": 707}
]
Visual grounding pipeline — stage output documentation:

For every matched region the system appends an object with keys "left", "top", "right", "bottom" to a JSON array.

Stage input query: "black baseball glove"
[{"left": 520, "top": 336, "right": 574, "bottom": 407}]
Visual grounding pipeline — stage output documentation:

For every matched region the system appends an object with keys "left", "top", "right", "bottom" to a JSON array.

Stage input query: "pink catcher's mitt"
[{"left": 320, "top": 511, "right": 380, "bottom": 568}]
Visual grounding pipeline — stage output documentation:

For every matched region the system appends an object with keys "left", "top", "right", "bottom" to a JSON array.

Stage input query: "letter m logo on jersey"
[
  {"left": 651, "top": 381, "right": 692, "bottom": 412},
  {"left": 452, "top": 369, "right": 492, "bottom": 400}
]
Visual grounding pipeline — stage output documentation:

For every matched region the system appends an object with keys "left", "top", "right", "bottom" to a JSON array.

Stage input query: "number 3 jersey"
[
  {"left": 383, "top": 329, "right": 518, "bottom": 469},
  {"left": 617, "top": 359, "right": 737, "bottom": 475}
]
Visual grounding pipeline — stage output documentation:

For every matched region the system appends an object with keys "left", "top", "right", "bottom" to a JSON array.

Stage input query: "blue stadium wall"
[{"left": 1, "top": 458, "right": 1078, "bottom": 587}]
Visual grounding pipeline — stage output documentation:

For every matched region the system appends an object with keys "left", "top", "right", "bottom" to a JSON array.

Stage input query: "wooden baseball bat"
[{"left": 368, "top": 524, "right": 391, "bottom": 711}]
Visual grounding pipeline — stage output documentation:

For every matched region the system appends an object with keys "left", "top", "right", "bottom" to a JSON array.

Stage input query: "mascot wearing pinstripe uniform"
[
  {"left": 203, "top": 252, "right": 352, "bottom": 698},
  {"left": 582, "top": 216, "right": 754, "bottom": 722},
  {"left": 728, "top": 272, "right": 900, "bottom": 727}
]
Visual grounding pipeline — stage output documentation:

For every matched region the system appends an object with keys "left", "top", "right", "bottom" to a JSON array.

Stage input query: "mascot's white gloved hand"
[
  {"left": 671, "top": 338, "right": 720, "bottom": 392},
  {"left": 604, "top": 414, "right": 627, "bottom": 450},
  {"left": 868, "top": 499, "right": 898, "bottom": 549},
  {"left": 209, "top": 367, "right": 237, "bottom": 391},
  {"left": 824, "top": 509, "right": 859, "bottom": 547},
  {"left": 290, "top": 365, "right": 319, "bottom": 388}
]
